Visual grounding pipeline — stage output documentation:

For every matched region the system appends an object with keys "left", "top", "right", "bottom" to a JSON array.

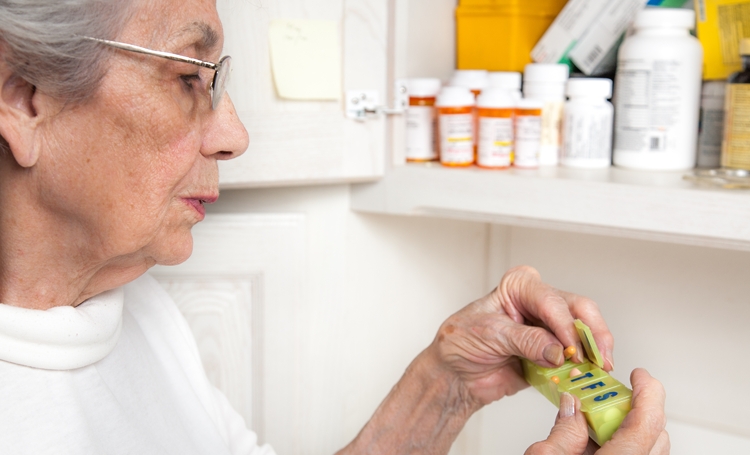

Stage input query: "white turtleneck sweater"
[{"left": 0, "top": 274, "right": 275, "bottom": 455}]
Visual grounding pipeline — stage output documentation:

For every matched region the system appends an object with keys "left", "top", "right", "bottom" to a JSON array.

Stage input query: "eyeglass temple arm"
[{"left": 80, "top": 36, "right": 218, "bottom": 71}]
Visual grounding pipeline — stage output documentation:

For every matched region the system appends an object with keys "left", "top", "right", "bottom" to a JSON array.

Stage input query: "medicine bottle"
[
  {"left": 514, "top": 98, "right": 545, "bottom": 168},
  {"left": 560, "top": 78, "right": 614, "bottom": 169},
  {"left": 488, "top": 71, "right": 522, "bottom": 102},
  {"left": 435, "top": 87, "right": 476, "bottom": 167},
  {"left": 449, "top": 70, "right": 489, "bottom": 97},
  {"left": 523, "top": 63, "right": 569, "bottom": 166},
  {"left": 722, "top": 39, "right": 750, "bottom": 170},
  {"left": 613, "top": 8, "right": 702, "bottom": 170},
  {"left": 405, "top": 78, "right": 442, "bottom": 162},
  {"left": 697, "top": 81, "right": 726, "bottom": 168},
  {"left": 476, "top": 88, "right": 515, "bottom": 169}
]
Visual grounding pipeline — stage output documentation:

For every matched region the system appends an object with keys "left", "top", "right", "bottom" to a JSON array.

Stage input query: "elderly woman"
[{"left": 0, "top": 0, "right": 669, "bottom": 454}]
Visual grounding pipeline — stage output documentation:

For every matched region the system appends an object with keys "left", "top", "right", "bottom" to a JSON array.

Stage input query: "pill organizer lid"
[
  {"left": 702, "top": 81, "right": 727, "bottom": 98},
  {"left": 407, "top": 78, "right": 442, "bottom": 98},
  {"left": 435, "top": 86, "right": 476, "bottom": 107},
  {"left": 477, "top": 88, "right": 516, "bottom": 108},
  {"left": 488, "top": 72, "right": 522, "bottom": 91},
  {"left": 741, "top": 38, "right": 750, "bottom": 56},
  {"left": 516, "top": 98, "right": 545, "bottom": 110},
  {"left": 574, "top": 319, "right": 605, "bottom": 369},
  {"left": 566, "top": 78, "right": 613, "bottom": 99},
  {"left": 633, "top": 7, "right": 695, "bottom": 30},
  {"left": 449, "top": 70, "right": 489, "bottom": 90},
  {"left": 523, "top": 63, "right": 569, "bottom": 83}
]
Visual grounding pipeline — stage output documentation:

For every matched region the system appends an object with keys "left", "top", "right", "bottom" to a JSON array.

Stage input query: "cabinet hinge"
[{"left": 345, "top": 81, "right": 408, "bottom": 121}]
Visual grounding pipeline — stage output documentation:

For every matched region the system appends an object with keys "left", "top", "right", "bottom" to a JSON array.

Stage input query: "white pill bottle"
[
  {"left": 561, "top": 78, "right": 614, "bottom": 168},
  {"left": 613, "top": 8, "right": 703, "bottom": 170}
]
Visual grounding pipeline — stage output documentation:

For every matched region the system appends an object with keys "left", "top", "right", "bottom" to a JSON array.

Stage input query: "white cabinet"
[
  {"left": 217, "top": 0, "right": 750, "bottom": 250},
  {"left": 216, "top": 0, "right": 388, "bottom": 187}
]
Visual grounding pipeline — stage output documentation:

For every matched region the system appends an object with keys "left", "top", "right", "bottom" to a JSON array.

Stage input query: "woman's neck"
[{"left": 0, "top": 166, "right": 149, "bottom": 309}]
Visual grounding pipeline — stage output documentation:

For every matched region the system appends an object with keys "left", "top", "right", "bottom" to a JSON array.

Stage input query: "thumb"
[
  {"left": 503, "top": 321, "right": 566, "bottom": 368},
  {"left": 525, "top": 393, "right": 590, "bottom": 455}
]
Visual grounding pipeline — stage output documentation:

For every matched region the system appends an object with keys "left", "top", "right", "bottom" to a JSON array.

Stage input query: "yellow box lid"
[{"left": 574, "top": 319, "right": 605, "bottom": 369}]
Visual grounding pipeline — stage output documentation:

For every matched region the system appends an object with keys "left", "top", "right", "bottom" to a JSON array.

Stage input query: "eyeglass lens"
[{"left": 212, "top": 56, "right": 232, "bottom": 110}]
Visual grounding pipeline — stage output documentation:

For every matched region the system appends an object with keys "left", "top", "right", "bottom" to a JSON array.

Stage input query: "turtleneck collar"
[{"left": 0, "top": 287, "right": 123, "bottom": 370}]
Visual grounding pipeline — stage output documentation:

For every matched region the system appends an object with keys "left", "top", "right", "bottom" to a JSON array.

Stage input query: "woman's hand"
[
  {"left": 430, "top": 265, "right": 615, "bottom": 406},
  {"left": 525, "top": 369, "right": 670, "bottom": 455}
]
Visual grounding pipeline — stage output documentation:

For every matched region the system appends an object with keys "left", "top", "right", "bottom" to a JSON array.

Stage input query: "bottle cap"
[
  {"left": 566, "top": 78, "right": 613, "bottom": 99},
  {"left": 633, "top": 7, "right": 695, "bottom": 30},
  {"left": 516, "top": 98, "right": 545, "bottom": 110},
  {"left": 407, "top": 78, "right": 441, "bottom": 98},
  {"left": 435, "top": 86, "right": 476, "bottom": 107},
  {"left": 477, "top": 88, "right": 516, "bottom": 109},
  {"left": 449, "top": 70, "right": 489, "bottom": 91},
  {"left": 702, "top": 80, "right": 727, "bottom": 98},
  {"left": 740, "top": 38, "right": 750, "bottom": 56},
  {"left": 488, "top": 71, "right": 522, "bottom": 90},
  {"left": 523, "top": 82, "right": 566, "bottom": 101},
  {"left": 523, "top": 63, "right": 569, "bottom": 83}
]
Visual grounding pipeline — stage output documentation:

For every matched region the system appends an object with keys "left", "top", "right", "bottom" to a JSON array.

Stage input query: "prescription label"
[
  {"left": 477, "top": 116, "right": 513, "bottom": 168},
  {"left": 722, "top": 83, "right": 750, "bottom": 170},
  {"left": 406, "top": 106, "right": 437, "bottom": 161},
  {"left": 439, "top": 114, "right": 474, "bottom": 165}
]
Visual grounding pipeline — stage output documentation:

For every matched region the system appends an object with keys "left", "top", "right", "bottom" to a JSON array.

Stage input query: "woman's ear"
[{"left": 0, "top": 64, "right": 41, "bottom": 168}]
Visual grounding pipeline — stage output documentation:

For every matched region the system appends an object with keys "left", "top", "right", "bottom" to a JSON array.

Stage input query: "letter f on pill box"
[{"left": 521, "top": 320, "right": 632, "bottom": 445}]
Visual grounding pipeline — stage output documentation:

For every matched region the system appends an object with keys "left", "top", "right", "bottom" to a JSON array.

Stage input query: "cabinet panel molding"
[{"left": 152, "top": 213, "right": 307, "bottom": 454}]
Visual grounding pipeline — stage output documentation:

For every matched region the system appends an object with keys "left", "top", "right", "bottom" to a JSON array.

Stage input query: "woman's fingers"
[
  {"left": 500, "top": 320, "right": 566, "bottom": 368},
  {"left": 498, "top": 267, "right": 582, "bottom": 359},
  {"left": 559, "top": 291, "right": 615, "bottom": 371},
  {"left": 599, "top": 369, "right": 667, "bottom": 455},
  {"left": 650, "top": 430, "right": 670, "bottom": 455},
  {"left": 497, "top": 267, "right": 615, "bottom": 369},
  {"left": 524, "top": 393, "right": 589, "bottom": 455}
]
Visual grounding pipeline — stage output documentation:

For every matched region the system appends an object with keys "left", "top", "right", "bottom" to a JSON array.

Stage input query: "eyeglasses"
[{"left": 82, "top": 36, "right": 231, "bottom": 110}]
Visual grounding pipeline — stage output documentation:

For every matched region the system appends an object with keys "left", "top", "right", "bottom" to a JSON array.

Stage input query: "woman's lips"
[{"left": 183, "top": 196, "right": 217, "bottom": 219}]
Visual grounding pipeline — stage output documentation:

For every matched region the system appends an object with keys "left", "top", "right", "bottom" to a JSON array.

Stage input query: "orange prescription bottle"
[
  {"left": 450, "top": 69, "right": 489, "bottom": 97},
  {"left": 436, "top": 87, "right": 476, "bottom": 167},
  {"left": 514, "top": 98, "right": 544, "bottom": 168},
  {"left": 405, "top": 78, "right": 442, "bottom": 162},
  {"left": 476, "top": 88, "right": 515, "bottom": 169}
]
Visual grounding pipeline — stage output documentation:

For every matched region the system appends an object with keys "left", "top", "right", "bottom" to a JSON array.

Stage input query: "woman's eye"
[{"left": 180, "top": 73, "right": 202, "bottom": 90}]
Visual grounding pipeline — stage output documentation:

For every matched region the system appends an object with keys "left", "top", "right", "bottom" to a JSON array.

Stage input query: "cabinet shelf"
[{"left": 350, "top": 163, "right": 750, "bottom": 251}]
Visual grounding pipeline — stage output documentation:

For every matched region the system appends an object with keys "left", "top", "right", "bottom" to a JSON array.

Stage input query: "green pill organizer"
[{"left": 521, "top": 320, "right": 632, "bottom": 445}]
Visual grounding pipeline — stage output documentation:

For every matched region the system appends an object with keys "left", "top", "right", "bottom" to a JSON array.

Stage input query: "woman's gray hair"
[
  {"left": 0, "top": 0, "right": 133, "bottom": 154},
  {"left": 0, "top": 0, "right": 134, "bottom": 100}
]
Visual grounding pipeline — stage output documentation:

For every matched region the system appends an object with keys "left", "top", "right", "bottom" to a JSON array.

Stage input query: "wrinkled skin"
[
  {"left": 0, "top": 0, "right": 248, "bottom": 309},
  {"left": 433, "top": 265, "right": 615, "bottom": 407}
]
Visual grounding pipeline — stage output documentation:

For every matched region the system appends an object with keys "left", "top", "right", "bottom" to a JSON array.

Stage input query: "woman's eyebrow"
[{"left": 174, "top": 21, "right": 220, "bottom": 54}]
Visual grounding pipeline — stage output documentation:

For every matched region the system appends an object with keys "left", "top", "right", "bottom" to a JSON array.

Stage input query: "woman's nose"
[{"left": 201, "top": 94, "right": 249, "bottom": 160}]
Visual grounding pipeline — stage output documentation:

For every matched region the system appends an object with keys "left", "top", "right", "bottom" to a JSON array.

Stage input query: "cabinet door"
[
  {"left": 151, "top": 214, "right": 309, "bottom": 454},
  {"left": 217, "top": 0, "right": 388, "bottom": 188}
]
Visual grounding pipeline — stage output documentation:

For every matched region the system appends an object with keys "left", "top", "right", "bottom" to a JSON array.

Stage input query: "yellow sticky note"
[{"left": 268, "top": 19, "right": 341, "bottom": 100}]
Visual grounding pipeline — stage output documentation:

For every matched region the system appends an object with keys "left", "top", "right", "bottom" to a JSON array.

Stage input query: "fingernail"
[
  {"left": 606, "top": 349, "right": 615, "bottom": 370},
  {"left": 560, "top": 392, "right": 575, "bottom": 418},
  {"left": 543, "top": 344, "right": 564, "bottom": 366}
]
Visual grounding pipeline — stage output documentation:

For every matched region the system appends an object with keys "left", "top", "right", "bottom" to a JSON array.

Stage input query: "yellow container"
[
  {"left": 695, "top": 0, "right": 750, "bottom": 80},
  {"left": 456, "top": 0, "right": 567, "bottom": 72}
]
